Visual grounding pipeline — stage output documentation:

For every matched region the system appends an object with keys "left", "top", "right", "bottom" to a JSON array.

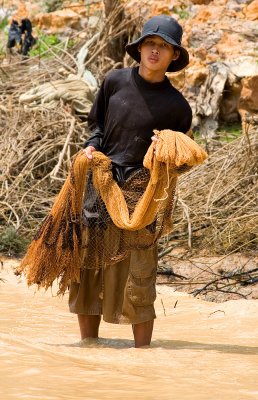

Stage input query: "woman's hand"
[
  {"left": 84, "top": 145, "right": 96, "bottom": 160},
  {"left": 151, "top": 135, "right": 159, "bottom": 152},
  {"left": 151, "top": 135, "right": 158, "bottom": 143}
]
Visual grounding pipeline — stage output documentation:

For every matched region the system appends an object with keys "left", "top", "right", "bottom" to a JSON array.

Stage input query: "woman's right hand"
[{"left": 84, "top": 145, "right": 96, "bottom": 160}]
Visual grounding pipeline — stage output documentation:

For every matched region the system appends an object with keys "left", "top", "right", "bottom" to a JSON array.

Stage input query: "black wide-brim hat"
[{"left": 126, "top": 15, "right": 189, "bottom": 72}]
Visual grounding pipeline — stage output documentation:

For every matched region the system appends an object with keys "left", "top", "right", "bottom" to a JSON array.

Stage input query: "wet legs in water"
[
  {"left": 77, "top": 315, "right": 154, "bottom": 347},
  {"left": 132, "top": 319, "right": 154, "bottom": 348},
  {"left": 78, "top": 315, "right": 101, "bottom": 339}
]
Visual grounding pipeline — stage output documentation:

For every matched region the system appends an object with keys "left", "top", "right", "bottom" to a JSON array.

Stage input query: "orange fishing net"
[{"left": 18, "top": 130, "right": 207, "bottom": 294}]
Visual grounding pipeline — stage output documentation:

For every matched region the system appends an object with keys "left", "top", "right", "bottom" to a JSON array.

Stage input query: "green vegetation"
[
  {"left": 0, "top": 16, "right": 8, "bottom": 30},
  {"left": 173, "top": 7, "right": 190, "bottom": 20},
  {"left": 0, "top": 228, "right": 30, "bottom": 256},
  {"left": 0, "top": 17, "right": 8, "bottom": 56},
  {"left": 29, "top": 31, "right": 61, "bottom": 57},
  {"left": 45, "top": 0, "right": 64, "bottom": 13},
  {"left": 194, "top": 121, "right": 242, "bottom": 146},
  {"left": 217, "top": 121, "right": 242, "bottom": 142},
  {"left": 29, "top": 30, "right": 77, "bottom": 58}
]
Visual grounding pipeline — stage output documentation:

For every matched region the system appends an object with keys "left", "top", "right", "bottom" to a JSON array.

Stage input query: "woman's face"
[{"left": 139, "top": 35, "right": 179, "bottom": 73}]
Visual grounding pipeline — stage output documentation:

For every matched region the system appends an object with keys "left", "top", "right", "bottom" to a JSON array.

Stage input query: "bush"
[
  {"left": 173, "top": 7, "right": 190, "bottom": 20},
  {"left": 0, "top": 16, "right": 8, "bottom": 30},
  {"left": 29, "top": 31, "right": 61, "bottom": 57},
  {"left": 0, "top": 227, "right": 30, "bottom": 256},
  {"left": 45, "top": 0, "right": 64, "bottom": 13}
]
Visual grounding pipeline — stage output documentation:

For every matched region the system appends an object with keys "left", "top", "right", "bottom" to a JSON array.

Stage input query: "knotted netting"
[{"left": 18, "top": 129, "right": 207, "bottom": 294}]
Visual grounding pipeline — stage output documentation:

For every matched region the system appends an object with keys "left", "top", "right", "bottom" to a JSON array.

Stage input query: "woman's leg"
[
  {"left": 78, "top": 314, "right": 101, "bottom": 339},
  {"left": 132, "top": 319, "right": 154, "bottom": 347}
]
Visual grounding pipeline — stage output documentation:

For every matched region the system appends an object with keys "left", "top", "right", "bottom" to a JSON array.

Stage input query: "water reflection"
[{"left": 44, "top": 338, "right": 258, "bottom": 355}]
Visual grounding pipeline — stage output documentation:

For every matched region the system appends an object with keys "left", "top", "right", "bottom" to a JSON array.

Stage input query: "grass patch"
[
  {"left": 173, "top": 7, "right": 190, "bottom": 20},
  {"left": 29, "top": 30, "right": 77, "bottom": 58},
  {"left": 45, "top": 0, "right": 64, "bottom": 13},
  {"left": 29, "top": 31, "right": 61, "bottom": 57},
  {"left": 0, "top": 228, "right": 30, "bottom": 256},
  {"left": 0, "top": 16, "right": 8, "bottom": 31},
  {"left": 218, "top": 121, "right": 242, "bottom": 142},
  {"left": 193, "top": 121, "right": 242, "bottom": 146}
]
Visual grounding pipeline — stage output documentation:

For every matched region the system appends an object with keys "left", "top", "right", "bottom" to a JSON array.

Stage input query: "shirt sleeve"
[
  {"left": 177, "top": 101, "right": 192, "bottom": 134},
  {"left": 84, "top": 78, "right": 109, "bottom": 150}
]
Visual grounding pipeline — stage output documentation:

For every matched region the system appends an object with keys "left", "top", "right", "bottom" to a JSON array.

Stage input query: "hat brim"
[{"left": 125, "top": 33, "right": 189, "bottom": 72}]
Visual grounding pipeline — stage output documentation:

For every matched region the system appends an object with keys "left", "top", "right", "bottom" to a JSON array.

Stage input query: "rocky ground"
[
  {"left": 1, "top": 0, "right": 257, "bottom": 135},
  {"left": 157, "top": 250, "right": 258, "bottom": 302}
]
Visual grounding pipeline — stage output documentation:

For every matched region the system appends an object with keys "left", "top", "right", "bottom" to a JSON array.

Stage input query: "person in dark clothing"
[
  {"left": 20, "top": 18, "right": 36, "bottom": 56},
  {"left": 7, "top": 20, "right": 22, "bottom": 52},
  {"left": 7, "top": 18, "right": 36, "bottom": 56},
  {"left": 69, "top": 15, "right": 192, "bottom": 347}
]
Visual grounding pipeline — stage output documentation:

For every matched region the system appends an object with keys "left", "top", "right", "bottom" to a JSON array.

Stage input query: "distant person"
[
  {"left": 20, "top": 18, "right": 36, "bottom": 56},
  {"left": 7, "top": 18, "right": 36, "bottom": 57},
  {"left": 7, "top": 20, "right": 22, "bottom": 53}
]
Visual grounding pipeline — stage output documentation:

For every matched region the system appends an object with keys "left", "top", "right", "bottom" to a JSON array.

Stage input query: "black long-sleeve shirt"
[{"left": 85, "top": 67, "right": 192, "bottom": 168}]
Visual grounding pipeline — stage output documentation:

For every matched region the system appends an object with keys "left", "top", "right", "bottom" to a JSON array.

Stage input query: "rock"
[
  {"left": 243, "top": 0, "right": 258, "bottom": 19},
  {"left": 196, "top": 62, "right": 229, "bottom": 138},
  {"left": 190, "top": 0, "right": 213, "bottom": 4},
  {"left": 224, "top": 56, "right": 258, "bottom": 78},
  {"left": 213, "top": 0, "right": 228, "bottom": 4},
  {"left": 220, "top": 81, "right": 242, "bottom": 122},
  {"left": 193, "top": 5, "right": 223, "bottom": 21},
  {"left": 0, "top": 8, "right": 7, "bottom": 19},
  {"left": 225, "top": 0, "right": 245, "bottom": 13},
  {"left": 216, "top": 32, "right": 246, "bottom": 57},
  {"left": 189, "top": 27, "right": 222, "bottom": 50},
  {"left": 64, "top": 3, "right": 88, "bottom": 17},
  {"left": 167, "top": 61, "right": 208, "bottom": 92},
  {"left": 33, "top": 9, "right": 81, "bottom": 32},
  {"left": 235, "top": 0, "right": 253, "bottom": 4},
  {"left": 9, "top": 1, "right": 41, "bottom": 21},
  {"left": 238, "top": 75, "right": 258, "bottom": 133},
  {"left": 11, "top": 1, "right": 29, "bottom": 20},
  {"left": 186, "top": 60, "right": 208, "bottom": 87},
  {"left": 167, "top": 70, "right": 185, "bottom": 90},
  {"left": 88, "top": 15, "right": 100, "bottom": 29},
  {"left": 239, "top": 75, "right": 258, "bottom": 113},
  {"left": 193, "top": 46, "right": 208, "bottom": 61},
  {"left": 194, "top": 8, "right": 212, "bottom": 22}
]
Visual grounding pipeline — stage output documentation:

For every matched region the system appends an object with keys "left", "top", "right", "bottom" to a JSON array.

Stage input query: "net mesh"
[
  {"left": 81, "top": 167, "right": 177, "bottom": 269},
  {"left": 17, "top": 129, "right": 207, "bottom": 294}
]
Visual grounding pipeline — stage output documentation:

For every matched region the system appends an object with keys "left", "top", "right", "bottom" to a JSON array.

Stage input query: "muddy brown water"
[{"left": 1, "top": 258, "right": 258, "bottom": 400}]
